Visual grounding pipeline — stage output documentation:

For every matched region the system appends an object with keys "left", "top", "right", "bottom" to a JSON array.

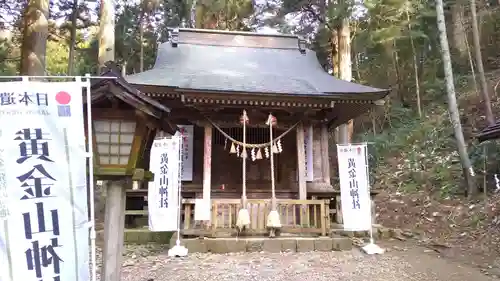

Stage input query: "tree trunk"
[
  {"left": 337, "top": 18, "right": 353, "bottom": 144},
  {"left": 67, "top": 0, "right": 78, "bottom": 75},
  {"left": 391, "top": 41, "right": 404, "bottom": 104},
  {"left": 190, "top": 0, "right": 197, "bottom": 28},
  {"left": 435, "top": 0, "right": 477, "bottom": 197},
  {"left": 20, "top": 0, "right": 49, "bottom": 75},
  {"left": 407, "top": 9, "right": 422, "bottom": 117},
  {"left": 450, "top": 2, "right": 467, "bottom": 60},
  {"left": 331, "top": 28, "right": 338, "bottom": 77},
  {"left": 470, "top": 0, "right": 495, "bottom": 125},
  {"left": 98, "top": 0, "right": 115, "bottom": 72},
  {"left": 139, "top": 18, "right": 144, "bottom": 72},
  {"left": 460, "top": 13, "right": 480, "bottom": 101}
]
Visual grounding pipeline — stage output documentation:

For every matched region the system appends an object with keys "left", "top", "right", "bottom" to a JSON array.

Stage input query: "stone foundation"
[
  {"left": 330, "top": 224, "right": 391, "bottom": 239},
  {"left": 170, "top": 237, "right": 353, "bottom": 253}
]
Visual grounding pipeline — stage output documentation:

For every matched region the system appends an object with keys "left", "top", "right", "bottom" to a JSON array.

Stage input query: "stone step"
[
  {"left": 329, "top": 224, "right": 393, "bottom": 240},
  {"left": 175, "top": 237, "right": 352, "bottom": 253},
  {"left": 97, "top": 228, "right": 174, "bottom": 244}
]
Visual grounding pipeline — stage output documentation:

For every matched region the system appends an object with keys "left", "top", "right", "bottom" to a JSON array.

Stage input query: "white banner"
[
  {"left": 148, "top": 137, "right": 181, "bottom": 232},
  {"left": 0, "top": 81, "right": 89, "bottom": 281},
  {"left": 304, "top": 125, "right": 313, "bottom": 182},
  {"left": 337, "top": 144, "right": 372, "bottom": 231},
  {"left": 174, "top": 125, "right": 193, "bottom": 181}
]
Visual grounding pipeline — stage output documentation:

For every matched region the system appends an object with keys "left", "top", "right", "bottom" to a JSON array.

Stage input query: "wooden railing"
[{"left": 181, "top": 199, "right": 330, "bottom": 237}]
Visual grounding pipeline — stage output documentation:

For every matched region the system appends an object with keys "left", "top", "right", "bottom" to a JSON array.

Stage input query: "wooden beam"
[
  {"left": 202, "top": 122, "right": 212, "bottom": 220},
  {"left": 102, "top": 179, "right": 128, "bottom": 281},
  {"left": 296, "top": 122, "right": 307, "bottom": 200},
  {"left": 320, "top": 124, "right": 331, "bottom": 185}
]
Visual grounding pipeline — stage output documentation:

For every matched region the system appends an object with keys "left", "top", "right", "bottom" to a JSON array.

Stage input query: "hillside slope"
[{"left": 364, "top": 70, "right": 500, "bottom": 273}]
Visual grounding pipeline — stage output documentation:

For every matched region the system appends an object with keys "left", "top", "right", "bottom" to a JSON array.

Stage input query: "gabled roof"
[
  {"left": 125, "top": 28, "right": 388, "bottom": 100},
  {"left": 89, "top": 62, "right": 177, "bottom": 134}
]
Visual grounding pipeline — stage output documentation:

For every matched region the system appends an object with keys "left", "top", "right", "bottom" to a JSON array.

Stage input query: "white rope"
[{"left": 206, "top": 117, "right": 299, "bottom": 148}]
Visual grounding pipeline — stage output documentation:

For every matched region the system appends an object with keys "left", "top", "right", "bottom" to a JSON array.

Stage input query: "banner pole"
[
  {"left": 168, "top": 135, "right": 188, "bottom": 257},
  {"left": 364, "top": 143, "right": 375, "bottom": 244},
  {"left": 176, "top": 135, "right": 182, "bottom": 246},
  {"left": 361, "top": 142, "right": 384, "bottom": 254},
  {"left": 84, "top": 74, "right": 98, "bottom": 281}
]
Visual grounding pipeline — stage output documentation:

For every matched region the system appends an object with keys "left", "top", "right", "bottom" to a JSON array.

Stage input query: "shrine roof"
[{"left": 125, "top": 28, "right": 388, "bottom": 100}]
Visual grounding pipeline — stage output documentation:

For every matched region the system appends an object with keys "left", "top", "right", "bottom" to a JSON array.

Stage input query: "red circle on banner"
[{"left": 55, "top": 91, "right": 71, "bottom": 104}]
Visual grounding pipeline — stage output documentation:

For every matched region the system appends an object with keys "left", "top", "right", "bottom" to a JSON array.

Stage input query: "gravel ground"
[{"left": 93, "top": 242, "right": 498, "bottom": 281}]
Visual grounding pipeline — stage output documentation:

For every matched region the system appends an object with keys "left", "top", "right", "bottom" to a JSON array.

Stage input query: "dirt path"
[{"left": 102, "top": 241, "right": 498, "bottom": 281}]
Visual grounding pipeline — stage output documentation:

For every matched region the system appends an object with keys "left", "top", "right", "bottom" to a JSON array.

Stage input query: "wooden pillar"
[
  {"left": 102, "top": 179, "right": 128, "bottom": 281},
  {"left": 202, "top": 123, "right": 212, "bottom": 225},
  {"left": 296, "top": 122, "right": 307, "bottom": 200},
  {"left": 320, "top": 124, "right": 331, "bottom": 185},
  {"left": 296, "top": 122, "right": 307, "bottom": 226}
]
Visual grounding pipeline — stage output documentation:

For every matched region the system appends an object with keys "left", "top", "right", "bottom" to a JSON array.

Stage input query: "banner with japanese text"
[
  {"left": 337, "top": 144, "right": 372, "bottom": 231},
  {"left": 174, "top": 125, "right": 193, "bottom": 181},
  {"left": 148, "top": 137, "right": 181, "bottom": 232},
  {"left": 0, "top": 81, "right": 89, "bottom": 281},
  {"left": 304, "top": 125, "right": 313, "bottom": 182}
]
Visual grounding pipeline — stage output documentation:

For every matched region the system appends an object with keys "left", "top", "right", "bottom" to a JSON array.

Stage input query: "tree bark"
[
  {"left": 406, "top": 9, "right": 422, "bottom": 117},
  {"left": 331, "top": 29, "right": 338, "bottom": 77},
  {"left": 391, "top": 41, "right": 404, "bottom": 104},
  {"left": 67, "top": 0, "right": 78, "bottom": 75},
  {"left": 139, "top": 18, "right": 144, "bottom": 72},
  {"left": 190, "top": 0, "right": 197, "bottom": 28},
  {"left": 98, "top": 0, "right": 115, "bottom": 72},
  {"left": 337, "top": 18, "right": 353, "bottom": 144},
  {"left": 459, "top": 13, "right": 480, "bottom": 101},
  {"left": 450, "top": 2, "right": 467, "bottom": 59},
  {"left": 20, "top": 0, "right": 49, "bottom": 75},
  {"left": 470, "top": 0, "right": 495, "bottom": 125},
  {"left": 435, "top": 0, "right": 477, "bottom": 197}
]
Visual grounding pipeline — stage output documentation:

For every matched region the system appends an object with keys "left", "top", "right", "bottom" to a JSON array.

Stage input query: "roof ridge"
[
  {"left": 170, "top": 27, "right": 298, "bottom": 39},
  {"left": 163, "top": 41, "right": 302, "bottom": 51}
]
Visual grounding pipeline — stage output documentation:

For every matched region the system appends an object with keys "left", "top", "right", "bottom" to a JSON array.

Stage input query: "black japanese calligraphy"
[
  {"left": 159, "top": 152, "right": 169, "bottom": 208},
  {"left": 17, "top": 164, "right": 56, "bottom": 200},
  {"left": 349, "top": 188, "right": 360, "bottom": 209},
  {"left": 349, "top": 178, "right": 358, "bottom": 189},
  {"left": 348, "top": 169, "right": 356, "bottom": 178},
  {"left": 348, "top": 158, "right": 355, "bottom": 168},
  {"left": 347, "top": 156, "right": 360, "bottom": 210},
  {"left": 14, "top": 128, "right": 62, "bottom": 281},
  {"left": 18, "top": 92, "right": 49, "bottom": 106},
  {"left": 23, "top": 202, "right": 60, "bottom": 239},
  {"left": 160, "top": 153, "right": 168, "bottom": 166},
  {"left": 0, "top": 92, "right": 15, "bottom": 105},
  {"left": 15, "top": 128, "right": 53, "bottom": 164},
  {"left": 25, "top": 238, "right": 62, "bottom": 281},
  {"left": 158, "top": 186, "right": 168, "bottom": 208}
]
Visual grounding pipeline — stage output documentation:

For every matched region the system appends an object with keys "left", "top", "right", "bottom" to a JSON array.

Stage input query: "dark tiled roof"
[{"left": 125, "top": 29, "right": 388, "bottom": 99}]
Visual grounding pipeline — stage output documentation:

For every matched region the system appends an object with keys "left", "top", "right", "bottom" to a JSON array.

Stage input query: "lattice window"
[{"left": 94, "top": 120, "right": 136, "bottom": 165}]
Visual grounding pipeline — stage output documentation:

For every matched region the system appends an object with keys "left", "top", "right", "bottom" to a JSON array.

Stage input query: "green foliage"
[
  {"left": 361, "top": 103, "right": 464, "bottom": 197},
  {"left": 0, "top": 38, "right": 19, "bottom": 75},
  {"left": 46, "top": 40, "right": 70, "bottom": 75}
]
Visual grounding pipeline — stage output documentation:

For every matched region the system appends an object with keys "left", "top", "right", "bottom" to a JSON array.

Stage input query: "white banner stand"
[
  {"left": 167, "top": 136, "right": 188, "bottom": 257},
  {"left": 337, "top": 142, "right": 384, "bottom": 255}
]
